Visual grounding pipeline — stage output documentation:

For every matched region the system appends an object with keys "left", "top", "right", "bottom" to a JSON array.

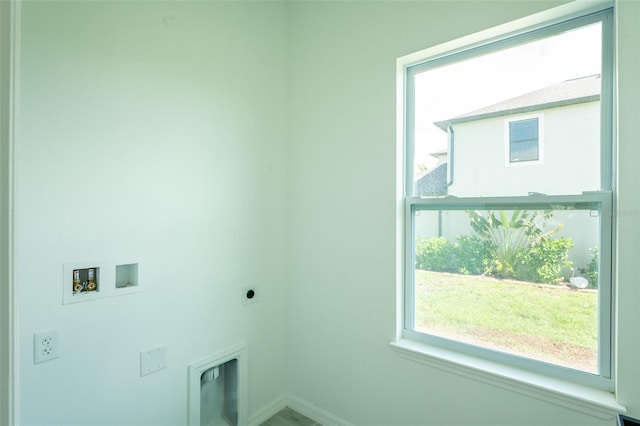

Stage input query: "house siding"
[
  {"left": 448, "top": 101, "right": 600, "bottom": 198},
  {"left": 427, "top": 101, "right": 601, "bottom": 271}
]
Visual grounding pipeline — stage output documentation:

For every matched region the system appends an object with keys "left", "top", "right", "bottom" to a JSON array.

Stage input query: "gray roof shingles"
[
  {"left": 415, "top": 163, "right": 448, "bottom": 196},
  {"left": 434, "top": 75, "right": 601, "bottom": 131}
]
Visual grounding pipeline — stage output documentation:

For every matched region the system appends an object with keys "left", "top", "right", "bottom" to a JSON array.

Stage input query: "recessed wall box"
[
  {"left": 72, "top": 267, "right": 100, "bottom": 294},
  {"left": 116, "top": 263, "right": 138, "bottom": 288},
  {"left": 63, "top": 259, "right": 142, "bottom": 304}
]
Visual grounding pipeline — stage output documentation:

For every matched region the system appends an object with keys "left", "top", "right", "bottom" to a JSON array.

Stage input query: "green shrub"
[
  {"left": 415, "top": 234, "right": 573, "bottom": 285},
  {"left": 579, "top": 245, "right": 599, "bottom": 288},
  {"left": 514, "top": 237, "right": 574, "bottom": 284},
  {"left": 455, "top": 235, "right": 495, "bottom": 275},
  {"left": 415, "top": 235, "right": 494, "bottom": 275},
  {"left": 415, "top": 237, "right": 456, "bottom": 272}
]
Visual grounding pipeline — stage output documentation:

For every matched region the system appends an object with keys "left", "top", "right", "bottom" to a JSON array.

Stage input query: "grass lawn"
[{"left": 414, "top": 269, "right": 598, "bottom": 372}]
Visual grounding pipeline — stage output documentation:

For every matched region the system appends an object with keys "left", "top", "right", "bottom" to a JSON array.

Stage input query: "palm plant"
[{"left": 466, "top": 210, "right": 561, "bottom": 278}]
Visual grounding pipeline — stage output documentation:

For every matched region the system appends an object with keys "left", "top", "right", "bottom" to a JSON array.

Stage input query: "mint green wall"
[
  {"left": 14, "top": 1, "right": 640, "bottom": 425},
  {"left": 17, "top": 2, "right": 288, "bottom": 425},
  {"left": 286, "top": 1, "right": 639, "bottom": 425},
  {"left": 0, "top": 1, "right": 13, "bottom": 424}
]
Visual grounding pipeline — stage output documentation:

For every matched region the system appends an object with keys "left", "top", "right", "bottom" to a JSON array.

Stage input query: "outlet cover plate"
[
  {"left": 34, "top": 330, "right": 60, "bottom": 364},
  {"left": 140, "top": 345, "right": 167, "bottom": 377}
]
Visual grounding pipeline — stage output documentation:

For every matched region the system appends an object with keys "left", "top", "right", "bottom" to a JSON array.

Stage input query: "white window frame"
[
  {"left": 393, "top": 1, "right": 623, "bottom": 415},
  {"left": 404, "top": 194, "right": 612, "bottom": 388},
  {"left": 505, "top": 113, "right": 544, "bottom": 166}
]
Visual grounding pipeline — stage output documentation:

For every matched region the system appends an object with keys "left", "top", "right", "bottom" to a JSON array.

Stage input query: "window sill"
[{"left": 389, "top": 338, "right": 625, "bottom": 419}]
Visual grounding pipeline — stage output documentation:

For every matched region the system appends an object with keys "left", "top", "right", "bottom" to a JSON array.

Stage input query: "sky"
[{"left": 413, "top": 22, "right": 602, "bottom": 174}]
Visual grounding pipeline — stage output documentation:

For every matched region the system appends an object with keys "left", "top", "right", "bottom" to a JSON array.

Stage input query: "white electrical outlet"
[{"left": 34, "top": 330, "right": 60, "bottom": 364}]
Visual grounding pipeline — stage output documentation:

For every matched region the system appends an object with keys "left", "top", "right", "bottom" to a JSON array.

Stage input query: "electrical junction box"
[{"left": 140, "top": 345, "right": 167, "bottom": 377}]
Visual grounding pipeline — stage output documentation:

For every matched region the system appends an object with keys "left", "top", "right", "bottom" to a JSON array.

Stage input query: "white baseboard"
[
  {"left": 249, "top": 394, "right": 352, "bottom": 426},
  {"left": 248, "top": 394, "right": 289, "bottom": 426},
  {"left": 249, "top": 393, "right": 352, "bottom": 426},
  {"left": 284, "top": 395, "right": 353, "bottom": 426}
]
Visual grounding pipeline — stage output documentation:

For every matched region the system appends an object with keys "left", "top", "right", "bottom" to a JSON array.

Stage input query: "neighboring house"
[{"left": 417, "top": 75, "right": 602, "bottom": 271}]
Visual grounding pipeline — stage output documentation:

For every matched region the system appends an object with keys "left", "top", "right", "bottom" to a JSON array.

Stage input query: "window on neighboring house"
[
  {"left": 509, "top": 117, "right": 539, "bottom": 163},
  {"left": 402, "top": 7, "right": 613, "bottom": 390}
]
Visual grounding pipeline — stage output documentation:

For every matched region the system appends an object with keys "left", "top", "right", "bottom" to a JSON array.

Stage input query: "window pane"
[
  {"left": 411, "top": 22, "right": 602, "bottom": 197},
  {"left": 509, "top": 118, "right": 538, "bottom": 142},
  {"left": 510, "top": 139, "right": 538, "bottom": 162},
  {"left": 413, "top": 206, "right": 600, "bottom": 373}
]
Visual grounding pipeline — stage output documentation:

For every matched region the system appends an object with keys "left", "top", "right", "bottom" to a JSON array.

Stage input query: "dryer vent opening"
[
  {"left": 188, "top": 344, "right": 247, "bottom": 426},
  {"left": 200, "top": 359, "right": 238, "bottom": 426}
]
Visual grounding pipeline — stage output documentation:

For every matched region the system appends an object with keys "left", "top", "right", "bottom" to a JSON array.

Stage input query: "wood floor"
[{"left": 260, "top": 407, "right": 321, "bottom": 426}]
